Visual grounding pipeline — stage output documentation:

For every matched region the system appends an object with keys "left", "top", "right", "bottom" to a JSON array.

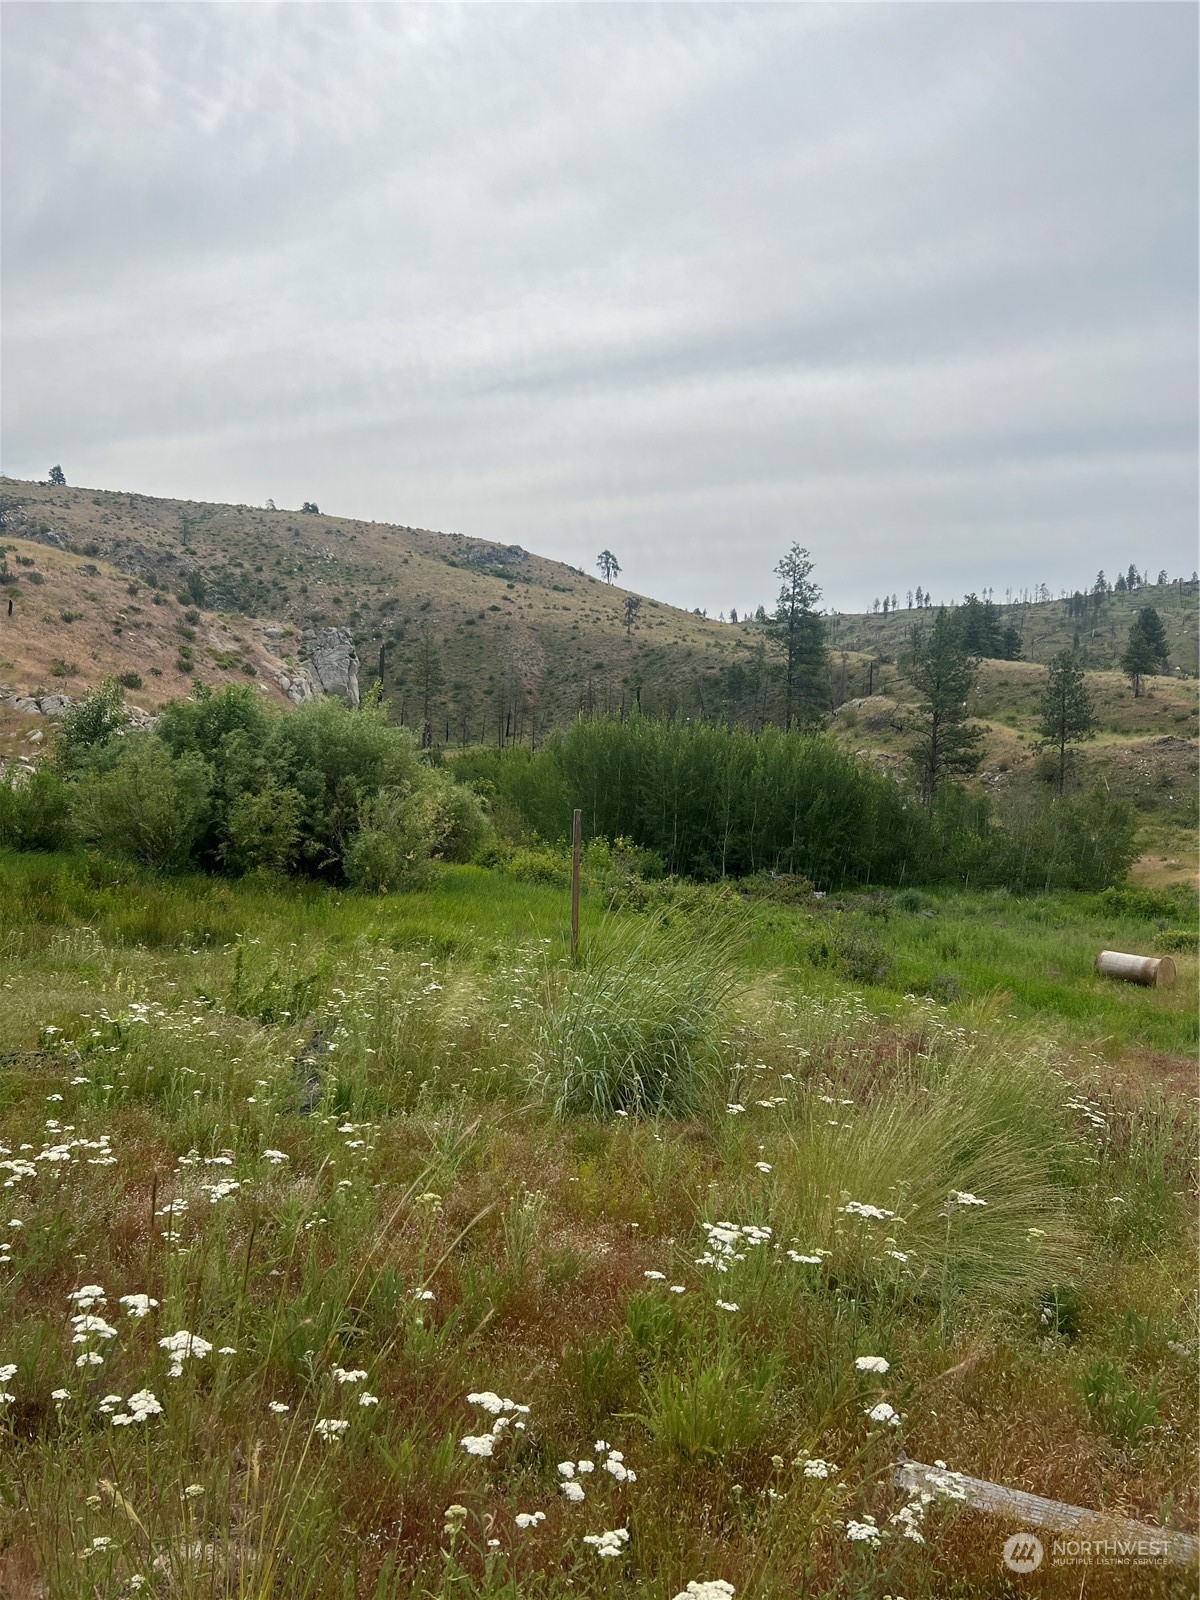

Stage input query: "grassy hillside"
[
  {"left": 2, "top": 478, "right": 1194, "bottom": 888},
  {"left": 826, "top": 582, "right": 1199, "bottom": 675},
  {"left": 0, "top": 479, "right": 770, "bottom": 739}
]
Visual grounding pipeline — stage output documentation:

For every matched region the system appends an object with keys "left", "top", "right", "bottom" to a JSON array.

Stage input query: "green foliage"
[
  {"left": 771, "top": 542, "right": 826, "bottom": 731},
  {"left": 1079, "top": 1357, "right": 1163, "bottom": 1443},
  {"left": 53, "top": 677, "right": 129, "bottom": 772},
  {"left": 222, "top": 780, "right": 305, "bottom": 875},
  {"left": 0, "top": 769, "right": 75, "bottom": 851},
  {"left": 457, "top": 718, "right": 1135, "bottom": 892},
  {"left": 907, "top": 608, "right": 985, "bottom": 803},
  {"left": 537, "top": 917, "right": 740, "bottom": 1117},
  {"left": 640, "top": 1355, "right": 776, "bottom": 1460},
  {"left": 1036, "top": 650, "right": 1096, "bottom": 795},
  {"left": 70, "top": 739, "right": 212, "bottom": 870}
]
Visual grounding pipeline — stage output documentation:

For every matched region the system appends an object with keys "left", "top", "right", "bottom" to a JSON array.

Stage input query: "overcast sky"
[{"left": 2, "top": 3, "right": 1196, "bottom": 615}]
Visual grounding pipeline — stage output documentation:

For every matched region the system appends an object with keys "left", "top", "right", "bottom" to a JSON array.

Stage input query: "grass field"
[{"left": 0, "top": 853, "right": 1195, "bottom": 1598}]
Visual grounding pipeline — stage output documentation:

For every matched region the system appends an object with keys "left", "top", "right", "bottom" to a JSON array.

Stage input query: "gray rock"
[
  {"left": 301, "top": 627, "right": 359, "bottom": 709},
  {"left": 12, "top": 697, "right": 40, "bottom": 715},
  {"left": 38, "top": 695, "right": 70, "bottom": 716}
]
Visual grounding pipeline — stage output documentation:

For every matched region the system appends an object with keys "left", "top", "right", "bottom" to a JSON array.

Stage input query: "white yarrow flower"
[{"left": 855, "top": 1356, "right": 890, "bottom": 1374}]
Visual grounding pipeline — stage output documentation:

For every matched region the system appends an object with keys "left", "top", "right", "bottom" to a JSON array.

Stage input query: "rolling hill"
[{"left": 1, "top": 476, "right": 1195, "bottom": 886}]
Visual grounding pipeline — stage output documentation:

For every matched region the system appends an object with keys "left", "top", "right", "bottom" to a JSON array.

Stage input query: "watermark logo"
[{"left": 1003, "top": 1532, "right": 1045, "bottom": 1573}]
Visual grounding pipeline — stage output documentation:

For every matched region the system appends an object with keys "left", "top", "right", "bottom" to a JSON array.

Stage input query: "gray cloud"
[{"left": 2, "top": 2, "right": 1195, "bottom": 613}]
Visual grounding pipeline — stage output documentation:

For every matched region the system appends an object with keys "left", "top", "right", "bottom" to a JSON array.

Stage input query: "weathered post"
[{"left": 570, "top": 808, "right": 582, "bottom": 962}]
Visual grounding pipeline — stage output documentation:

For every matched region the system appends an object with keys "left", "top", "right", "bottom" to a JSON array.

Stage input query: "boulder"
[
  {"left": 301, "top": 628, "right": 359, "bottom": 709},
  {"left": 38, "top": 695, "right": 70, "bottom": 716},
  {"left": 11, "top": 697, "right": 41, "bottom": 714}
]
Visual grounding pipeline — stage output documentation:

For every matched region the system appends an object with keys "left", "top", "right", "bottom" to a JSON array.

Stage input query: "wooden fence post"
[{"left": 570, "top": 808, "right": 582, "bottom": 961}]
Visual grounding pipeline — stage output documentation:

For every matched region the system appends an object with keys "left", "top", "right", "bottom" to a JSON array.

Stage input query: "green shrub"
[
  {"left": 0, "top": 769, "right": 75, "bottom": 851},
  {"left": 221, "top": 782, "right": 305, "bottom": 875},
  {"left": 53, "top": 678, "right": 129, "bottom": 772},
  {"left": 344, "top": 784, "right": 445, "bottom": 892},
  {"left": 71, "top": 741, "right": 212, "bottom": 871}
]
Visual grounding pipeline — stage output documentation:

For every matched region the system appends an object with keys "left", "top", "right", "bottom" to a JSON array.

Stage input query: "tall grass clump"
[{"left": 535, "top": 917, "right": 743, "bottom": 1117}]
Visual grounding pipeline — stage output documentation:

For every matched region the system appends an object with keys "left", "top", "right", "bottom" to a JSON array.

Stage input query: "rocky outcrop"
[{"left": 300, "top": 627, "right": 359, "bottom": 709}]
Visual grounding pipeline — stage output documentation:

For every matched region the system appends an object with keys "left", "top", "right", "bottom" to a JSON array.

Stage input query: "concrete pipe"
[{"left": 1094, "top": 950, "right": 1177, "bottom": 987}]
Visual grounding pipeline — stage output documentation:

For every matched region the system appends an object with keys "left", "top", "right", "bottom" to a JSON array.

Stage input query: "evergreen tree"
[
  {"left": 907, "top": 609, "right": 984, "bottom": 804},
  {"left": 597, "top": 550, "right": 621, "bottom": 584},
  {"left": 771, "top": 544, "right": 826, "bottom": 732},
  {"left": 959, "top": 593, "right": 1003, "bottom": 656},
  {"left": 1120, "top": 607, "right": 1168, "bottom": 698},
  {"left": 1036, "top": 650, "right": 1095, "bottom": 795},
  {"left": 48, "top": 464, "right": 66, "bottom": 487},
  {"left": 1001, "top": 625, "right": 1022, "bottom": 660},
  {"left": 1133, "top": 605, "right": 1169, "bottom": 669}
]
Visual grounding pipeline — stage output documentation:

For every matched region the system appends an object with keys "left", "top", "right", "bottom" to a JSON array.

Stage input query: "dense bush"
[
  {"left": 13, "top": 681, "right": 490, "bottom": 888},
  {"left": 455, "top": 717, "right": 1136, "bottom": 891}
]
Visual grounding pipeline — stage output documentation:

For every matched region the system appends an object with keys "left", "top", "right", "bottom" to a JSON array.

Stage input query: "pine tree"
[
  {"left": 1036, "top": 650, "right": 1095, "bottom": 794},
  {"left": 1133, "top": 605, "right": 1169, "bottom": 669},
  {"left": 597, "top": 550, "right": 621, "bottom": 584},
  {"left": 772, "top": 544, "right": 825, "bottom": 732},
  {"left": 907, "top": 609, "right": 984, "bottom": 804}
]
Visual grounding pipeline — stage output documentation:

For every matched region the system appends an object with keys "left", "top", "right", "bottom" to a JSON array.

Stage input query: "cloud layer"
[{"left": 3, "top": 3, "right": 1195, "bottom": 613}]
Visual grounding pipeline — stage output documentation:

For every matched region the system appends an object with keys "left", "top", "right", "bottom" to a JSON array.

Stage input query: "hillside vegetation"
[{"left": 2, "top": 478, "right": 1195, "bottom": 888}]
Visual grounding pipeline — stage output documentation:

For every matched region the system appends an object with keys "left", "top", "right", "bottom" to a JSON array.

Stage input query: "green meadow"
[{"left": 0, "top": 852, "right": 1195, "bottom": 1598}]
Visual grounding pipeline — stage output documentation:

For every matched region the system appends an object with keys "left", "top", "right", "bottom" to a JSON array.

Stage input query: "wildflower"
[
  {"left": 754, "top": 1162, "right": 772, "bottom": 1174},
  {"left": 670, "top": 1284, "right": 686, "bottom": 1293},
  {"left": 68, "top": 1285, "right": 107, "bottom": 1310},
  {"left": 839, "top": 1201, "right": 895, "bottom": 1221},
  {"left": 119, "top": 1294, "right": 157, "bottom": 1318},
  {"left": 76, "top": 1351, "right": 104, "bottom": 1368},
  {"left": 0, "top": 1364, "right": 15, "bottom": 1383},
  {"left": 560, "top": 1479, "right": 586, "bottom": 1502},
  {"left": 217, "top": 1346, "right": 237, "bottom": 1356},
  {"left": 182, "top": 1484, "right": 204, "bottom": 1498},
  {"left": 799, "top": 1457, "right": 836, "bottom": 1478},
  {"left": 315, "top": 1418, "right": 350, "bottom": 1441},
  {"left": 557, "top": 1461, "right": 576, "bottom": 1477},
  {"left": 358, "top": 1392, "right": 379, "bottom": 1407},
  {"left": 126, "top": 1389, "right": 162, "bottom": 1420},
  {"left": 672, "top": 1584, "right": 735, "bottom": 1600},
  {"left": 515, "top": 1510, "right": 546, "bottom": 1529},
  {"left": 594, "top": 1439, "right": 610, "bottom": 1452},
  {"left": 261, "top": 1149, "right": 289, "bottom": 1164},
  {"left": 461, "top": 1434, "right": 496, "bottom": 1457},
  {"left": 98, "top": 1393, "right": 125, "bottom": 1413},
  {"left": 332, "top": 1367, "right": 368, "bottom": 1384},
  {"left": 467, "top": 1390, "right": 529, "bottom": 1415},
  {"left": 88, "top": 1535, "right": 115, "bottom": 1552},
  {"left": 158, "top": 1330, "right": 212, "bottom": 1377},
  {"left": 71, "top": 1315, "right": 118, "bottom": 1343},
  {"left": 715, "top": 1300, "right": 739, "bottom": 1313},
  {"left": 602, "top": 1451, "right": 636, "bottom": 1483},
  {"left": 583, "top": 1526, "right": 630, "bottom": 1558},
  {"left": 51, "top": 1388, "right": 70, "bottom": 1402},
  {"left": 950, "top": 1191, "right": 987, "bottom": 1207},
  {"left": 884, "top": 1248, "right": 909, "bottom": 1262},
  {"left": 864, "top": 1401, "right": 902, "bottom": 1427},
  {"left": 845, "top": 1516, "right": 884, "bottom": 1544},
  {"left": 643, "top": 1270, "right": 666, "bottom": 1280},
  {"left": 855, "top": 1356, "right": 890, "bottom": 1374},
  {"left": 268, "top": 1401, "right": 290, "bottom": 1414},
  {"left": 443, "top": 1503, "right": 468, "bottom": 1536},
  {"left": 726, "top": 1104, "right": 745, "bottom": 1115},
  {"left": 787, "top": 1251, "right": 823, "bottom": 1265}
]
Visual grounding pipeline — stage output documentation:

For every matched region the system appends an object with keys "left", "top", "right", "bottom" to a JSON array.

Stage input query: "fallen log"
[
  {"left": 894, "top": 1459, "right": 1198, "bottom": 1568},
  {"left": 1094, "top": 950, "right": 1176, "bottom": 987}
]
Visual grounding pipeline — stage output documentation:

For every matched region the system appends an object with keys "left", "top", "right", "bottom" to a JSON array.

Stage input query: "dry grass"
[{"left": 0, "top": 860, "right": 1194, "bottom": 1598}]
